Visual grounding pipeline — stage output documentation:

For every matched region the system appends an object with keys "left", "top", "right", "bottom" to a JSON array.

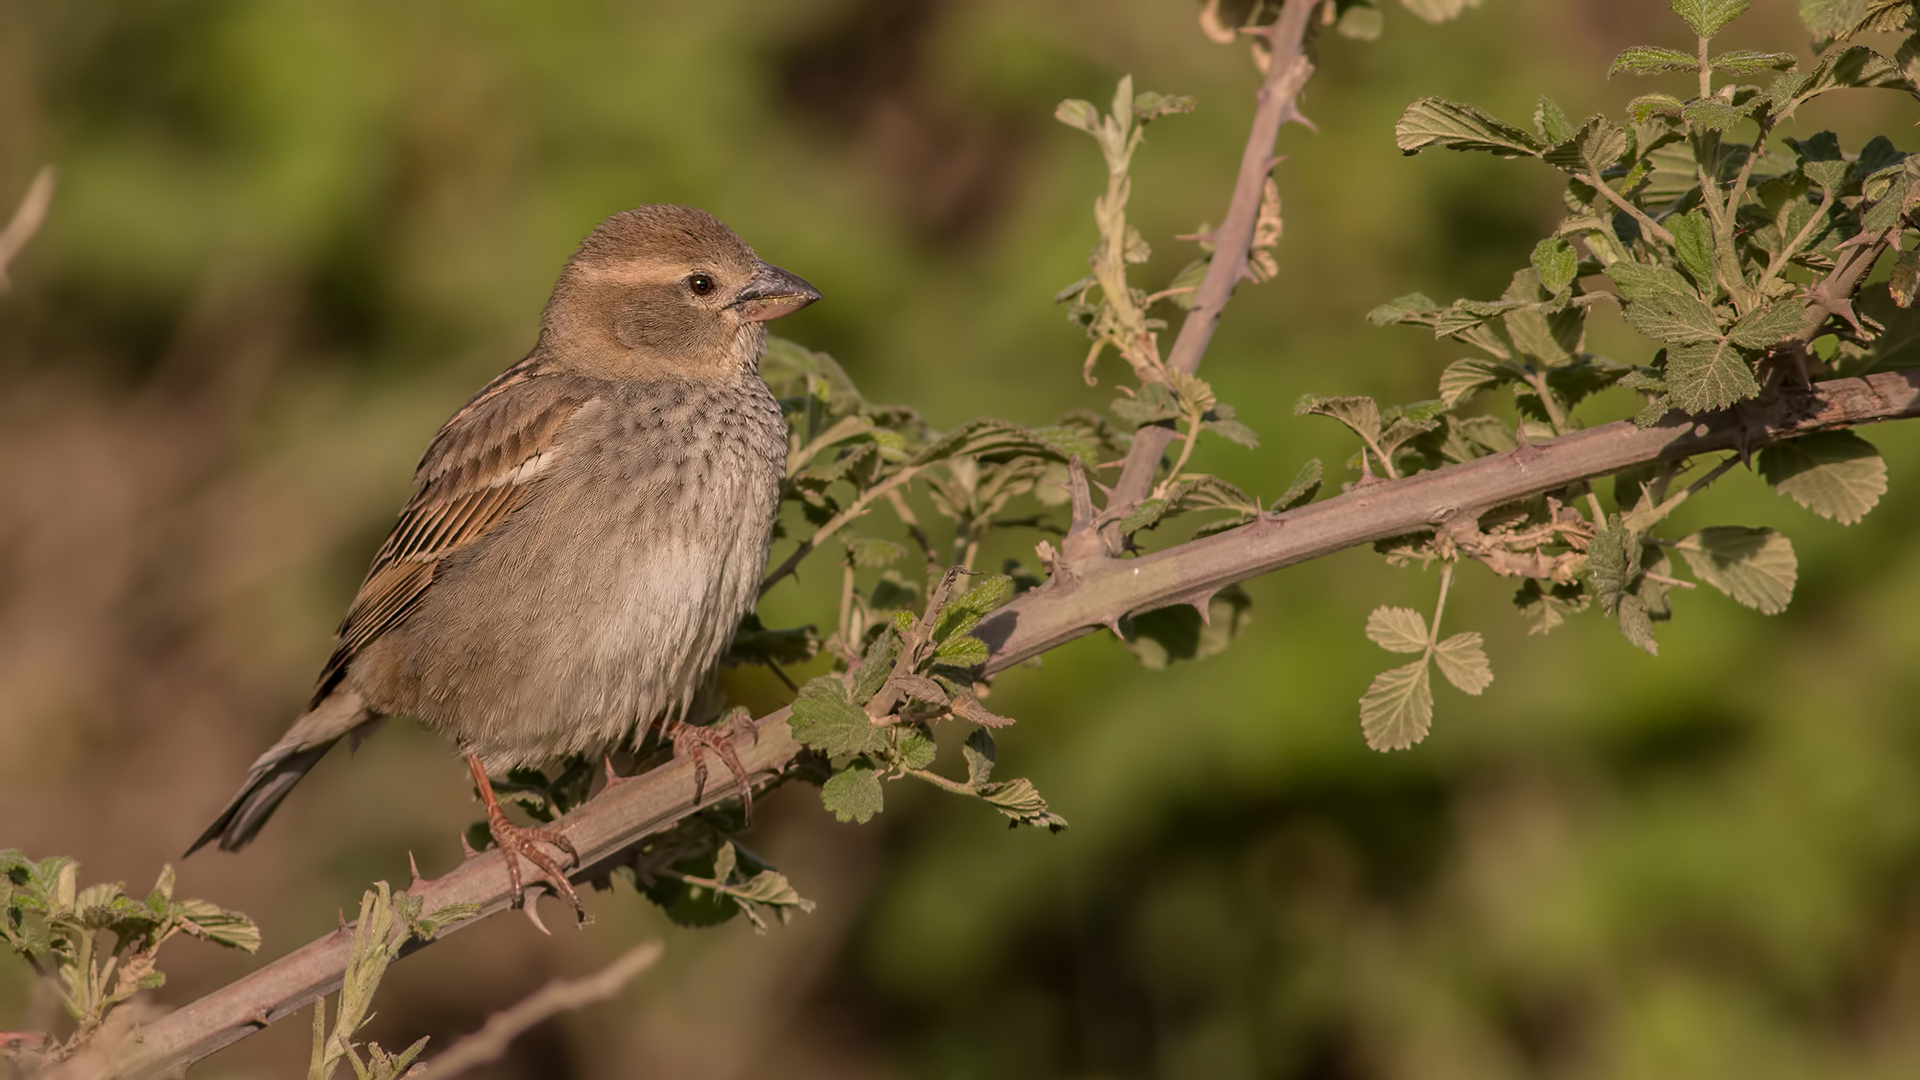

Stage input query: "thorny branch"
[
  {"left": 77, "top": 367, "right": 1920, "bottom": 1080},
  {"left": 1099, "top": 0, "right": 1323, "bottom": 552}
]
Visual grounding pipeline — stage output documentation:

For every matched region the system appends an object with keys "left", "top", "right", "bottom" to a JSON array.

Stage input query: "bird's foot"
[
  {"left": 486, "top": 802, "right": 582, "bottom": 921},
  {"left": 671, "top": 709, "right": 758, "bottom": 824}
]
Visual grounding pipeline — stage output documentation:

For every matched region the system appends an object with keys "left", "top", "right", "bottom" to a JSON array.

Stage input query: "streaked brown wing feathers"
[{"left": 313, "top": 371, "right": 588, "bottom": 704}]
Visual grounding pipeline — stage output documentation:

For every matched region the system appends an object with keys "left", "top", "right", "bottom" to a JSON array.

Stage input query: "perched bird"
[{"left": 188, "top": 205, "right": 819, "bottom": 911}]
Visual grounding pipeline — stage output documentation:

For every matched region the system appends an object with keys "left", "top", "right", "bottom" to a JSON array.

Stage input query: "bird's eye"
[{"left": 687, "top": 273, "right": 715, "bottom": 297}]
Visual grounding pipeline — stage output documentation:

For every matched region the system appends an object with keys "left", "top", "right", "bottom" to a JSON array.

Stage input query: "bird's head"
[{"left": 541, "top": 204, "right": 820, "bottom": 380}]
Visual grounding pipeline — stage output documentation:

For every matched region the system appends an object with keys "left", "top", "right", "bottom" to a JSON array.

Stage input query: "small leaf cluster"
[
  {"left": 0, "top": 851, "right": 258, "bottom": 1058},
  {"left": 789, "top": 569, "right": 1066, "bottom": 832},
  {"left": 1317, "top": 0, "right": 1911, "bottom": 750},
  {"left": 309, "top": 881, "right": 478, "bottom": 1080},
  {"left": 630, "top": 840, "right": 815, "bottom": 935}
]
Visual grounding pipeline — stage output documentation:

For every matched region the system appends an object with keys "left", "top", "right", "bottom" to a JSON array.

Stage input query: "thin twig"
[
  {"left": 413, "top": 941, "right": 662, "bottom": 1078},
  {"left": 1104, "top": 0, "right": 1324, "bottom": 536},
  {"left": 0, "top": 166, "right": 56, "bottom": 290}
]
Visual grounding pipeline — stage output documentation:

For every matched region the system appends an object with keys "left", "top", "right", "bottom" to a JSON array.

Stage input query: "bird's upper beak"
[{"left": 732, "top": 262, "right": 821, "bottom": 322}]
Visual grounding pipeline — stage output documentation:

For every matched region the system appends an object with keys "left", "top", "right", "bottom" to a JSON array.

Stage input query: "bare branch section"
[
  {"left": 1100, "top": 0, "right": 1323, "bottom": 545},
  {"left": 97, "top": 368, "right": 1920, "bottom": 1079},
  {"left": 0, "top": 166, "right": 56, "bottom": 291},
  {"left": 413, "top": 940, "right": 662, "bottom": 1079}
]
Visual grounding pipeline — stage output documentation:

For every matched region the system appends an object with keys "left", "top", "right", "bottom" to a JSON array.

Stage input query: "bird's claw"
[
  {"left": 671, "top": 711, "right": 756, "bottom": 824},
  {"left": 486, "top": 803, "right": 582, "bottom": 922}
]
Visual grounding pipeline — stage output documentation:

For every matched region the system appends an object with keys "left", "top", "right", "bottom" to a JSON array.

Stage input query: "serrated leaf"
[
  {"left": 175, "top": 900, "right": 262, "bottom": 953},
  {"left": 934, "top": 635, "right": 989, "bottom": 667},
  {"left": 1535, "top": 94, "right": 1575, "bottom": 143},
  {"left": 1439, "top": 357, "right": 1513, "bottom": 407},
  {"left": 1295, "top": 394, "right": 1382, "bottom": 443},
  {"left": 789, "top": 677, "right": 886, "bottom": 757},
  {"left": 1204, "top": 417, "right": 1261, "bottom": 448},
  {"left": 1726, "top": 301, "right": 1804, "bottom": 349},
  {"left": 1275, "top": 459, "right": 1322, "bottom": 510},
  {"left": 977, "top": 778, "right": 1070, "bottom": 832},
  {"left": 1621, "top": 291, "right": 1724, "bottom": 346},
  {"left": 953, "top": 694, "right": 1015, "bottom": 728},
  {"left": 1683, "top": 100, "right": 1748, "bottom": 131},
  {"left": 963, "top": 729, "right": 996, "bottom": 785},
  {"left": 1630, "top": 92, "right": 1688, "bottom": 121},
  {"left": 1672, "top": 0, "right": 1751, "bottom": 38},
  {"left": 1610, "top": 45, "right": 1699, "bottom": 76},
  {"left": 1676, "top": 526, "right": 1796, "bottom": 613},
  {"left": 1607, "top": 260, "right": 1696, "bottom": 303},
  {"left": 1544, "top": 116, "right": 1629, "bottom": 174},
  {"left": 1366, "top": 607, "right": 1431, "bottom": 653},
  {"left": 1531, "top": 236, "right": 1579, "bottom": 294},
  {"left": 1367, "top": 292, "right": 1439, "bottom": 327},
  {"left": 1514, "top": 580, "right": 1590, "bottom": 635},
  {"left": 1665, "top": 338, "right": 1760, "bottom": 412},
  {"left": 1360, "top": 660, "right": 1433, "bottom": 751},
  {"left": 821, "top": 765, "right": 884, "bottom": 824},
  {"left": 1758, "top": 431, "right": 1888, "bottom": 523},
  {"left": 1669, "top": 210, "right": 1715, "bottom": 291},
  {"left": 1433, "top": 632, "right": 1493, "bottom": 694},
  {"left": 1712, "top": 49, "right": 1798, "bottom": 73},
  {"left": 846, "top": 536, "right": 906, "bottom": 568},
  {"left": 1617, "top": 593, "right": 1660, "bottom": 655},
  {"left": 1395, "top": 97, "right": 1541, "bottom": 158},
  {"left": 894, "top": 726, "right": 938, "bottom": 771},
  {"left": 1587, "top": 516, "right": 1640, "bottom": 612}
]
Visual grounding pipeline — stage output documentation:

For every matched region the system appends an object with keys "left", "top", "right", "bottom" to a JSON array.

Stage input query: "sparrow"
[{"left": 188, "top": 205, "right": 819, "bottom": 912}]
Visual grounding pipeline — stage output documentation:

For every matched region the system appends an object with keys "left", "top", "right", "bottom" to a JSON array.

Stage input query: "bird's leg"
[
  {"left": 668, "top": 709, "right": 758, "bottom": 824},
  {"left": 466, "top": 753, "right": 582, "bottom": 918}
]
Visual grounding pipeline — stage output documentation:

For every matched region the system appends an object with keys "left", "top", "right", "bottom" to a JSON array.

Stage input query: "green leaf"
[
  {"left": 1607, "top": 260, "right": 1699, "bottom": 303},
  {"left": 893, "top": 726, "right": 938, "bottom": 771},
  {"left": 1366, "top": 292, "right": 1439, "bottom": 326},
  {"left": 1630, "top": 92, "right": 1688, "bottom": 122},
  {"left": 1620, "top": 290, "right": 1725, "bottom": 346},
  {"left": 1682, "top": 100, "right": 1749, "bottom": 131},
  {"left": 1543, "top": 116, "right": 1629, "bottom": 174},
  {"left": 1672, "top": 0, "right": 1751, "bottom": 38},
  {"left": 1534, "top": 94, "right": 1575, "bottom": 144},
  {"left": 1275, "top": 459, "right": 1323, "bottom": 510},
  {"left": 1394, "top": 97, "right": 1542, "bottom": 158},
  {"left": 1365, "top": 606, "right": 1431, "bottom": 653},
  {"left": 789, "top": 677, "right": 886, "bottom": 757},
  {"left": 1610, "top": 45, "right": 1699, "bottom": 76},
  {"left": 1788, "top": 131, "right": 1850, "bottom": 192},
  {"left": 1514, "top": 580, "right": 1590, "bottom": 635},
  {"left": 846, "top": 536, "right": 906, "bottom": 568},
  {"left": 175, "top": 900, "right": 262, "bottom": 953},
  {"left": 1532, "top": 236, "right": 1580, "bottom": 294},
  {"left": 821, "top": 765, "right": 884, "bottom": 824},
  {"left": 976, "top": 778, "right": 1069, "bottom": 832},
  {"left": 933, "top": 635, "right": 989, "bottom": 668},
  {"left": 1665, "top": 339, "right": 1760, "bottom": 411},
  {"left": 1587, "top": 516, "right": 1641, "bottom": 613},
  {"left": 1294, "top": 394, "right": 1382, "bottom": 443},
  {"left": 963, "top": 729, "right": 996, "bottom": 785},
  {"left": 1119, "top": 497, "right": 1169, "bottom": 534},
  {"left": 1111, "top": 382, "right": 1182, "bottom": 426},
  {"left": 1726, "top": 301, "right": 1804, "bottom": 349},
  {"left": 1889, "top": 247, "right": 1920, "bottom": 306},
  {"left": 1675, "top": 526, "right": 1797, "bottom": 613},
  {"left": 1055, "top": 99, "right": 1100, "bottom": 134},
  {"left": 1758, "top": 431, "right": 1888, "bottom": 523},
  {"left": 1360, "top": 660, "right": 1434, "bottom": 751},
  {"left": 1132, "top": 91, "right": 1196, "bottom": 122},
  {"left": 1669, "top": 210, "right": 1715, "bottom": 291},
  {"left": 1204, "top": 416, "right": 1261, "bottom": 448},
  {"left": 1617, "top": 594, "right": 1660, "bottom": 655},
  {"left": 1439, "top": 357, "right": 1513, "bottom": 407},
  {"left": 1433, "top": 632, "right": 1493, "bottom": 694},
  {"left": 1711, "top": 49, "right": 1798, "bottom": 73}
]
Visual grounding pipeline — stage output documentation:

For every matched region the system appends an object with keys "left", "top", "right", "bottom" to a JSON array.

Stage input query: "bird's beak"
[{"left": 732, "top": 262, "right": 821, "bottom": 322}]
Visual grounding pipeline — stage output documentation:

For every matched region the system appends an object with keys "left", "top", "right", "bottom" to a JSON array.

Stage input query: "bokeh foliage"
[{"left": 5, "top": 1, "right": 1920, "bottom": 1078}]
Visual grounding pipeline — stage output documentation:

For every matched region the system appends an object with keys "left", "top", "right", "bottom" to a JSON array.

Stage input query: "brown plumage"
[{"left": 189, "top": 205, "right": 818, "bottom": 909}]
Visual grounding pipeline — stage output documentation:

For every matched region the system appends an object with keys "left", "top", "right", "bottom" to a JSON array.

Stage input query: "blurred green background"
[{"left": 4, "top": 0, "right": 1920, "bottom": 1077}]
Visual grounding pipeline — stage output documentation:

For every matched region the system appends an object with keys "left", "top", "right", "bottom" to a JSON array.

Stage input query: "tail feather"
[{"left": 187, "top": 688, "right": 375, "bottom": 856}]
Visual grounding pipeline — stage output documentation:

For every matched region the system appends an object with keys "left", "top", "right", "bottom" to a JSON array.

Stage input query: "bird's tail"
[{"left": 186, "top": 688, "right": 376, "bottom": 856}]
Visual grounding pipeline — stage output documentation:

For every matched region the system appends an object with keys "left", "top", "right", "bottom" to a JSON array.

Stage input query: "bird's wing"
[{"left": 312, "top": 363, "right": 591, "bottom": 705}]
